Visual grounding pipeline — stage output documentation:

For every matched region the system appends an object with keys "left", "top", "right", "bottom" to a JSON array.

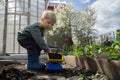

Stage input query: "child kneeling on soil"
[{"left": 17, "top": 10, "right": 56, "bottom": 70}]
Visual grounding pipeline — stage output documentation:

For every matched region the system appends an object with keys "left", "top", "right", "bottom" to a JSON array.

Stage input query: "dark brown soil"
[
  {"left": 0, "top": 61, "right": 108, "bottom": 80},
  {"left": 0, "top": 67, "right": 96, "bottom": 80},
  {"left": 0, "top": 68, "right": 35, "bottom": 80},
  {"left": 48, "top": 54, "right": 62, "bottom": 59}
]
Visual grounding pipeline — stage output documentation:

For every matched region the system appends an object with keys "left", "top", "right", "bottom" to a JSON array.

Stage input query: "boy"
[{"left": 17, "top": 10, "right": 56, "bottom": 70}]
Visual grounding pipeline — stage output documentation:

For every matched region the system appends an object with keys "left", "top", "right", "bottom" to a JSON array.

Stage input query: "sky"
[
  {"left": 67, "top": 0, "right": 120, "bottom": 35},
  {"left": 92, "top": 0, "right": 120, "bottom": 35},
  {"left": 49, "top": 0, "right": 120, "bottom": 35},
  {"left": 63, "top": 0, "right": 96, "bottom": 10}
]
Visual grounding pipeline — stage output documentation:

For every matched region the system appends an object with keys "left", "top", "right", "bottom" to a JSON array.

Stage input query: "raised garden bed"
[{"left": 65, "top": 55, "right": 120, "bottom": 80}]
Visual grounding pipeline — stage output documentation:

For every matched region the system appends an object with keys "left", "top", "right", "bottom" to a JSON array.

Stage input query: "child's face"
[{"left": 41, "top": 18, "right": 55, "bottom": 29}]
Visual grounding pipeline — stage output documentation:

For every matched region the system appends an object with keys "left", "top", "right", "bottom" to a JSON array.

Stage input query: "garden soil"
[{"left": 0, "top": 61, "right": 108, "bottom": 80}]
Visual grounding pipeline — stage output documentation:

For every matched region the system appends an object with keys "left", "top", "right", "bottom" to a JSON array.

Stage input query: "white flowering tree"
[
  {"left": 72, "top": 7, "right": 97, "bottom": 46},
  {"left": 47, "top": 3, "right": 74, "bottom": 48},
  {"left": 47, "top": 4, "right": 97, "bottom": 47}
]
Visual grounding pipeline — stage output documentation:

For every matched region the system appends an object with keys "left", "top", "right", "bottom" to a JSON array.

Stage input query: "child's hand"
[{"left": 45, "top": 49, "right": 55, "bottom": 54}]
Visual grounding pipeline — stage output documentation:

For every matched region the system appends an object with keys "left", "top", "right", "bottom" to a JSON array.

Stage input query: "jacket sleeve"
[{"left": 30, "top": 26, "right": 49, "bottom": 51}]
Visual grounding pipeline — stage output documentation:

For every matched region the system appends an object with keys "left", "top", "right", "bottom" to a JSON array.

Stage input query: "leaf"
[{"left": 107, "top": 55, "right": 120, "bottom": 60}]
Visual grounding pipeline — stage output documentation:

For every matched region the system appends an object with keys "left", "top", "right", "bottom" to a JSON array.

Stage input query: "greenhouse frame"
[{"left": 0, "top": 0, "right": 48, "bottom": 55}]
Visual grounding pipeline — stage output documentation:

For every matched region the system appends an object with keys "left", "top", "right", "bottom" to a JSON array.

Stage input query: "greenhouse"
[{"left": 0, "top": 0, "right": 48, "bottom": 54}]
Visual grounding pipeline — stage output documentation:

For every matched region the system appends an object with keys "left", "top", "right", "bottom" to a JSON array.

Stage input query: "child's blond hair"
[{"left": 41, "top": 10, "right": 56, "bottom": 23}]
